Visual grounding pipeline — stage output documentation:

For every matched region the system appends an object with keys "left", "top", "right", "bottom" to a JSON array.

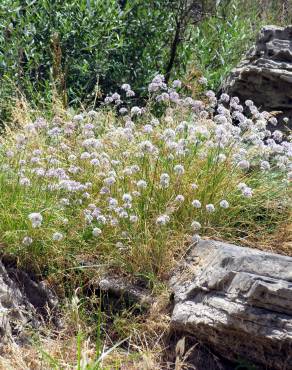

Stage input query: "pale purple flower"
[
  {"left": 237, "top": 160, "right": 250, "bottom": 170},
  {"left": 130, "top": 215, "right": 138, "bottom": 223},
  {"left": 192, "top": 200, "right": 201, "bottom": 208},
  {"left": 175, "top": 195, "right": 185, "bottom": 203},
  {"left": 174, "top": 164, "right": 184, "bottom": 176},
  {"left": 198, "top": 77, "right": 208, "bottom": 85},
  {"left": 92, "top": 227, "right": 102, "bottom": 237},
  {"left": 191, "top": 221, "right": 201, "bottom": 231},
  {"left": 121, "top": 84, "right": 131, "bottom": 91},
  {"left": 28, "top": 213, "right": 43, "bottom": 228},
  {"left": 137, "top": 180, "right": 147, "bottom": 189},
  {"left": 219, "top": 200, "right": 229, "bottom": 209},
  {"left": 206, "top": 204, "right": 215, "bottom": 213},
  {"left": 160, "top": 173, "right": 170, "bottom": 188},
  {"left": 260, "top": 161, "right": 270, "bottom": 171},
  {"left": 172, "top": 80, "right": 182, "bottom": 89},
  {"left": 22, "top": 236, "right": 33, "bottom": 246},
  {"left": 242, "top": 186, "right": 253, "bottom": 198},
  {"left": 156, "top": 214, "right": 170, "bottom": 226},
  {"left": 131, "top": 106, "right": 142, "bottom": 116},
  {"left": 52, "top": 232, "right": 63, "bottom": 241},
  {"left": 19, "top": 177, "right": 31, "bottom": 186},
  {"left": 122, "top": 193, "right": 132, "bottom": 203}
]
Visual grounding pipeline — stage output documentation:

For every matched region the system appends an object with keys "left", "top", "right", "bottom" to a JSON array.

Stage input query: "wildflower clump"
[{"left": 0, "top": 76, "right": 290, "bottom": 281}]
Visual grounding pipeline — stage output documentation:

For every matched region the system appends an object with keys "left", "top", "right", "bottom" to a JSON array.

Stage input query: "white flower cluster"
[{"left": 1, "top": 74, "right": 290, "bottom": 256}]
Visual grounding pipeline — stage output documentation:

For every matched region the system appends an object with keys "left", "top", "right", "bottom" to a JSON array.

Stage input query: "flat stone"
[{"left": 170, "top": 240, "right": 292, "bottom": 370}]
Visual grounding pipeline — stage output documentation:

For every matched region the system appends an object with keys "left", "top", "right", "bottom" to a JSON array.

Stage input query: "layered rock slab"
[
  {"left": 0, "top": 260, "right": 58, "bottom": 344},
  {"left": 170, "top": 240, "right": 292, "bottom": 370},
  {"left": 222, "top": 25, "right": 292, "bottom": 127}
]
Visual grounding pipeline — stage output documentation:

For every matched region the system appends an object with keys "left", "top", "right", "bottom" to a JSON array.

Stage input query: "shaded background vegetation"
[{"left": 0, "top": 0, "right": 291, "bottom": 124}]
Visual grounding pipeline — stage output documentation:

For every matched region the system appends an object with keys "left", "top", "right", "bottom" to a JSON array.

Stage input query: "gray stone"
[
  {"left": 0, "top": 260, "right": 58, "bottom": 345},
  {"left": 222, "top": 25, "right": 292, "bottom": 127},
  {"left": 97, "top": 275, "right": 153, "bottom": 308},
  {"left": 170, "top": 240, "right": 292, "bottom": 370}
]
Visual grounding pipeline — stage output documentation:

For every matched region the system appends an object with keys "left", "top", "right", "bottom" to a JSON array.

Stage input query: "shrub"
[
  {"left": 0, "top": 76, "right": 290, "bottom": 285},
  {"left": 0, "top": 0, "right": 213, "bottom": 121}
]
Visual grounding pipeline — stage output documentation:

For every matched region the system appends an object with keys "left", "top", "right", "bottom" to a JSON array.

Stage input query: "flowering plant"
[{"left": 0, "top": 76, "right": 290, "bottom": 281}]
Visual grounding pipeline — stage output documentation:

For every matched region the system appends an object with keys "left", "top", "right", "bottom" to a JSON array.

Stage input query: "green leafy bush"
[{"left": 0, "top": 0, "right": 206, "bottom": 114}]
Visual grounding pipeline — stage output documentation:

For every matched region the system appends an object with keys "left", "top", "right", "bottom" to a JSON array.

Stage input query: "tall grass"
[{"left": 0, "top": 76, "right": 290, "bottom": 287}]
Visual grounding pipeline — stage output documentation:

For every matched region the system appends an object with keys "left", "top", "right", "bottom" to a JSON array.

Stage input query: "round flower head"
[
  {"left": 237, "top": 182, "right": 247, "bottom": 191},
  {"left": 172, "top": 79, "right": 182, "bottom": 89},
  {"left": 242, "top": 186, "right": 253, "bottom": 198},
  {"left": 80, "top": 152, "right": 91, "bottom": 160},
  {"left": 129, "top": 215, "right": 138, "bottom": 223},
  {"left": 52, "top": 232, "right": 63, "bottom": 241},
  {"left": 219, "top": 200, "right": 229, "bottom": 209},
  {"left": 139, "top": 140, "right": 155, "bottom": 154},
  {"left": 116, "top": 242, "right": 125, "bottom": 250},
  {"left": 28, "top": 212, "right": 43, "bottom": 228},
  {"left": 68, "top": 154, "right": 77, "bottom": 162},
  {"left": 160, "top": 173, "right": 170, "bottom": 188},
  {"left": 131, "top": 106, "right": 142, "bottom": 116},
  {"left": 6, "top": 150, "right": 14, "bottom": 158},
  {"left": 121, "top": 83, "right": 131, "bottom": 91},
  {"left": 122, "top": 193, "right": 132, "bottom": 203},
  {"left": 260, "top": 161, "right": 270, "bottom": 171},
  {"left": 60, "top": 198, "right": 70, "bottom": 206},
  {"left": 175, "top": 195, "right": 185, "bottom": 203},
  {"left": 192, "top": 199, "right": 201, "bottom": 208},
  {"left": 103, "top": 177, "right": 116, "bottom": 186},
  {"left": 174, "top": 164, "right": 185, "bottom": 176},
  {"left": 206, "top": 204, "right": 215, "bottom": 213},
  {"left": 137, "top": 180, "right": 147, "bottom": 189},
  {"left": 191, "top": 221, "right": 201, "bottom": 231},
  {"left": 19, "top": 177, "right": 31, "bottom": 187},
  {"left": 156, "top": 214, "right": 170, "bottom": 226},
  {"left": 92, "top": 227, "right": 102, "bottom": 237},
  {"left": 237, "top": 160, "right": 250, "bottom": 170},
  {"left": 91, "top": 158, "right": 100, "bottom": 166},
  {"left": 126, "top": 90, "right": 135, "bottom": 97},
  {"left": 198, "top": 77, "right": 208, "bottom": 85},
  {"left": 119, "top": 107, "right": 128, "bottom": 115},
  {"left": 22, "top": 236, "right": 33, "bottom": 246}
]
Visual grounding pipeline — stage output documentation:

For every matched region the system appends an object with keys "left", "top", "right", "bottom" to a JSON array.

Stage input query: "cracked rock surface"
[
  {"left": 0, "top": 260, "right": 58, "bottom": 345},
  {"left": 170, "top": 240, "right": 292, "bottom": 370},
  {"left": 222, "top": 25, "right": 292, "bottom": 127}
]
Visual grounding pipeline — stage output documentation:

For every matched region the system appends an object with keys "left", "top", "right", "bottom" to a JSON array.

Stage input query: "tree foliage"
[{"left": 0, "top": 0, "right": 214, "bottom": 111}]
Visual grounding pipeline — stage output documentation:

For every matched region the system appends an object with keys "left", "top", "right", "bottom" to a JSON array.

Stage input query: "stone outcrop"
[
  {"left": 222, "top": 25, "right": 292, "bottom": 127},
  {"left": 170, "top": 240, "right": 292, "bottom": 370},
  {"left": 0, "top": 260, "right": 58, "bottom": 345},
  {"left": 96, "top": 275, "right": 153, "bottom": 309}
]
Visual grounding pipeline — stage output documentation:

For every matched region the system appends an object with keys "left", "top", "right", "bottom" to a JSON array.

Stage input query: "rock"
[
  {"left": 222, "top": 25, "right": 292, "bottom": 128},
  {"left": 0, "top": 260, "right": 58, "bottom": 345},
  {"left": 170, "top": 240, "right": 292, "bottom": 370},
  {"left": 95, "top": 275, "right": 153, "bottom": 309}
]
